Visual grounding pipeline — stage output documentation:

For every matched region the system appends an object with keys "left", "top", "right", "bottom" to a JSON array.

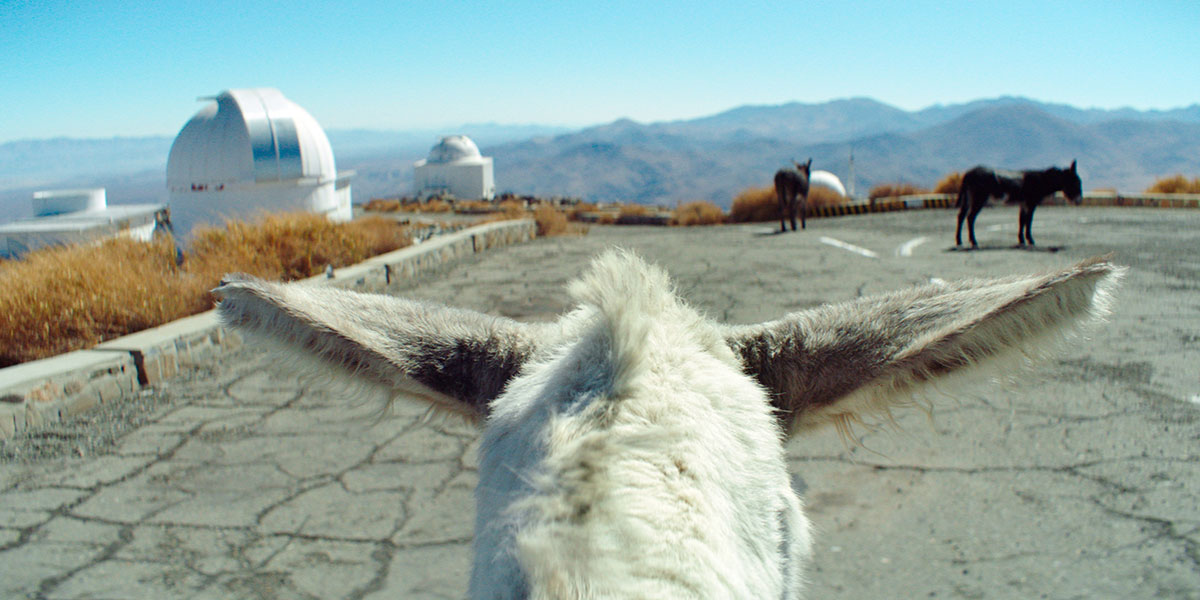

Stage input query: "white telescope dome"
[
  {"left": 165, "top": 88, "right": 352, "bottom": 236},
  {"left": 809, "top": 170, "right": 846, "bottom": 196},
  {"left": 426, "top": 135, "right": 484, "bottom": 164}
]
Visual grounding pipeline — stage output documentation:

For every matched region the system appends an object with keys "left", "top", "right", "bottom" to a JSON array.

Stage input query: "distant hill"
[
  {"left": 3, "top": 97, "right": 1199, "bottom": 219},
  {"left": 484, "top": 99, "right": 1200, "bottom": 205}
]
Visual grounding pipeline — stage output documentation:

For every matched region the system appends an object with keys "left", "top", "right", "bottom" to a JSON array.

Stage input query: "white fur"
[
  {"left": 473, "top": 251, "right": 809, "bottom": 598},
  {"left": 213, "top": 250, "right": 1123, "bottom": 599}
]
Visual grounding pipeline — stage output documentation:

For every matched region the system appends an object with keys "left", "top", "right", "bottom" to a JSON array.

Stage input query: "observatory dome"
[
  {"left": 426, "top": 135, "right": 484, "bottom": 164},
  {"left": 167, "top": 88, "right": 336, "bottom": 187},
  {"left": 165, "top": 88, "right": 352, "bottom": 236},
  {"left": 412, "top": 135, "right": 495, "bottom": 200},
  {"left": 809, "top": 170, "right": 847, "bottom": 197}
]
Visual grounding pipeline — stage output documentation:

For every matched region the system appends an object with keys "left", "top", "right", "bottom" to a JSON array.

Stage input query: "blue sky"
[{"left": 2, "top": 0, "right": 1198, "bottom": 143}]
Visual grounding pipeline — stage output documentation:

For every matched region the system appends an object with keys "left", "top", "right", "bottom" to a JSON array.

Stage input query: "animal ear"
[
  {"left": 214, "top": 275, "right": 541, "bottom": 421},
  {"left": 1070, "top": 159, "right": 1077, "bottom": 171},
  {"left": 725, "top": 258, "right": 1123, "bottom": 437}
]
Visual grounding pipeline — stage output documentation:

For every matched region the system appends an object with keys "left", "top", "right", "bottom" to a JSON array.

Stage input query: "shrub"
[
  {"left": 0, "top": 237, "right": 188, "bottom": 367},
  {"left": 533, "top": 205, "right": 569, "bottom": 236},
  {"left": 362, "top": 198, "right": 403, "bottom": 212},
  {"left": 421, "top": 199, "right": 453, "bottom": 213},
  {"left": 727, "top": 186, "right": 778, "bottom": 223},
  {"left": 934, "top": 172, "right": 963, "bottom": 195},
  {"left": 869, "top": 182, "right": 929, "bottom": 199},
  {"left": 0, "top": 212, "right": 412, "bottom": 366},
  {"left": 727, "top": 185, "right": 849, "bottom": 223},
  {"left": 1146, "top": 174, "right": 1200, "bottom": 194},
  {"left": 670, "top": 201, "right": 725, "bottom": 226},
  {"left": 497, "top": 200, "right": 527, "bottom": 219}
]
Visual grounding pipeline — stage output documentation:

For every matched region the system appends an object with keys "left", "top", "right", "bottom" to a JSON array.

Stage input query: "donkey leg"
[
  {"left": 788, "top": 197, "right": 797, "bottom": 232},
  {"left": 955, "top": 201, "right": 968, "bottom": 246},
  {"left": 777, "top": 191, "right": 788, "bottom": 233},
  {"left": 1025, "top": 204, "right": 1037, "bottom": 246},
  {"left": 967, "top": 206, "right": 983, "bottom": 248},
  {"left": 799, "top": 197, "right": 807, "bottom": 230},
  {"left": 1017, "top": 206, "right": 1029, "bottom": 246}
]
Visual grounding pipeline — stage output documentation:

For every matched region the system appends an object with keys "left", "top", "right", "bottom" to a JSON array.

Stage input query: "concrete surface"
[{"left": 1, "top": 206, "right": 1197, "bottom": 599}]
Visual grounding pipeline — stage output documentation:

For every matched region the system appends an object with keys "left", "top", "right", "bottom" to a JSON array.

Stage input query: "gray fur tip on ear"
[{"left": 212, "top": 273, "right": 262, "bottom": 296}]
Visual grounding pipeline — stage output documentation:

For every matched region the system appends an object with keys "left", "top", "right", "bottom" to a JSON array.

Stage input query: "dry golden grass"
[
  {"left": 669, "top": 201, "right": 725, "bottom": 226},
  {"left": 0, "top": 212, "right": 411, "bottom": 367},
  {"left": 497, "top": 200, "right": 527, "bottom": 219},
  {"left": 727, "top": 186, "right": 778, "bottom": 223},
  {"left": 421, "top": 199, "right": 454, "bottom": 213},
  {"left": 480, "top": 203, "right": 587, "bottom": 237},
  {"left": 533, "top": 205, "right": 569, "bottom": 236},
  {"left": 1146, "top": 174, "right": 1200, "bottom": 194},
  {"left": 727, "top": 185, "right": 849, "bottom": 223},
  {"left": 0, "top": 237, "right": 188, "bottom": 367},
  {"left": 455, "top": 200, "right": 495, "bottom": 212},
  {"left": 869, "top": 182, "right": 929, "bottom": 199},
  {"left": 362, "top": 198, "right": 457, "bottom": 213},
  {"left": 362, "top": 198, "right": 403, "bottom": 212},
  {"left": 934, "top": 172, "right": 963, "bottom": 195}
]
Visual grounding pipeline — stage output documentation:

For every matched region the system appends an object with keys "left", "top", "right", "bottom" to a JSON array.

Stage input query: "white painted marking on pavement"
[
  {"left": 819, "top": 236, "right": 879, "bottom": 259},
  {"left": 896, "top": 236, "right": 930, "bottom": 257}
]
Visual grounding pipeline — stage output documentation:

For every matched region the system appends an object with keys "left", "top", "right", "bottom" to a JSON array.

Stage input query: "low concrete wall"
[
  {"left": 867, "top": 192, "right": 1200, "bottom": 211},
  {"left": 0, "top": 219, "right": 536, "bottom": 440}
]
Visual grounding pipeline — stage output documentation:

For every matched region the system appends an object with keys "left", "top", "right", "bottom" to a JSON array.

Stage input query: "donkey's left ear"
[
  {"left": 1070, "top": 159, "right": 1077, "bottom": 171},
  {"left": 725, "top": 258, "right": 1123, "bottom": 436},
  {"left": 215, "top": 275, "right": 544, "bottom": 421}
]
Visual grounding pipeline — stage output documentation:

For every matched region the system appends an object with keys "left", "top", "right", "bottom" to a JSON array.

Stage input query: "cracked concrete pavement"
[{"left": 2, "top": 207, "right": 1198, "bottom": 599}]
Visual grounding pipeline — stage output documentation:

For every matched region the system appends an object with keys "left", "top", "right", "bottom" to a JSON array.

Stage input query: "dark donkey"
[
  {"left": 774, "top": 158, "right": 812, "bottom": 232},
  {"left": 955, "top": 161, "right": 1082, "bottom": 248}
]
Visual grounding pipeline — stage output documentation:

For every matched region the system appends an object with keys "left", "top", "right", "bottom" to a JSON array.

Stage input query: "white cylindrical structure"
[
  {"left": 166, "top": 88, "right": 352, "bottom": 237},
  {"left": 413, "top": 135, "right": 496, "bottom": 200},
  {"left": 32, "top": 188, "right": 106, "bottom": 216}
]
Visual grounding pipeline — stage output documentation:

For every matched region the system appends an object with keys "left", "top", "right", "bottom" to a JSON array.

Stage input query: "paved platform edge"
[{"left": 0, "top": 219, "right": 536, "bottom": 440}]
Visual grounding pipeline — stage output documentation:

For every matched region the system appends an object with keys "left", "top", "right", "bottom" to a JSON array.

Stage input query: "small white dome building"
[
  {"left": 166, "top": 88, "right": 353, "bottom": 236},
  {"left": 413, "top": 135, "right": 495, "bottom": 200},
  {"left": 0, "top": 189, "right": 169, "bottom": 259},
  {"left": 809, "top": 170, "right": 847, "bottom": 197}
]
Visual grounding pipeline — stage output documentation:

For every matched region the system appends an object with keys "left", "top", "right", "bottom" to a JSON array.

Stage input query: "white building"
[
  {"left": 412, "top": 135, "right": 495, "bottom": 200},
  {"left": 166, "top": 88, "right": 353, "bottom": 237},
  {"left": 809, "top": 170, "right": 847, "bottom": 197},
  {"left": 0, "top": 188, "right": 169, "bottom": 259}
]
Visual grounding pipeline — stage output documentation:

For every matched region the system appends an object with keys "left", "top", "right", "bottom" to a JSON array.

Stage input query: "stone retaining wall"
[
  {"left": 866, "top": 192, "right": 1200, "bottom": 212},
  {"left": 0, "top": 219, "right": 536, "bottom": 440}
]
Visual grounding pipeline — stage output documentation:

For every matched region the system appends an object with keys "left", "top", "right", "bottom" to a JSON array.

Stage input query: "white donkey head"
[{"left": 214, "top": 250, "right": 1121, "bottom": 599}]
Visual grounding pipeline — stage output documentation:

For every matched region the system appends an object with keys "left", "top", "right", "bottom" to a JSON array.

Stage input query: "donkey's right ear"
[
  {"left": 214, "top": 275, "right": 542, "bottom": 421},
  {"left": 726, "top": 258, "right": 1123, "bottom": 437}
]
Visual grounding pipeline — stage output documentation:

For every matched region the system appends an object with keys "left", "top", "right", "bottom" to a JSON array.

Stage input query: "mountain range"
[
  {"left": 3, "top": 96, "right": 1199, "bottom": 219},
  {"left": 485, "top": 97, "right": 1200, "bottom": 205}
]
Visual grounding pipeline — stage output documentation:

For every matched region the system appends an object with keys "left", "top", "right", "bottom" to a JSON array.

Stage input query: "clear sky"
[{"left": 2, "top": 0, "right": 1198, "bottom": 143}]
